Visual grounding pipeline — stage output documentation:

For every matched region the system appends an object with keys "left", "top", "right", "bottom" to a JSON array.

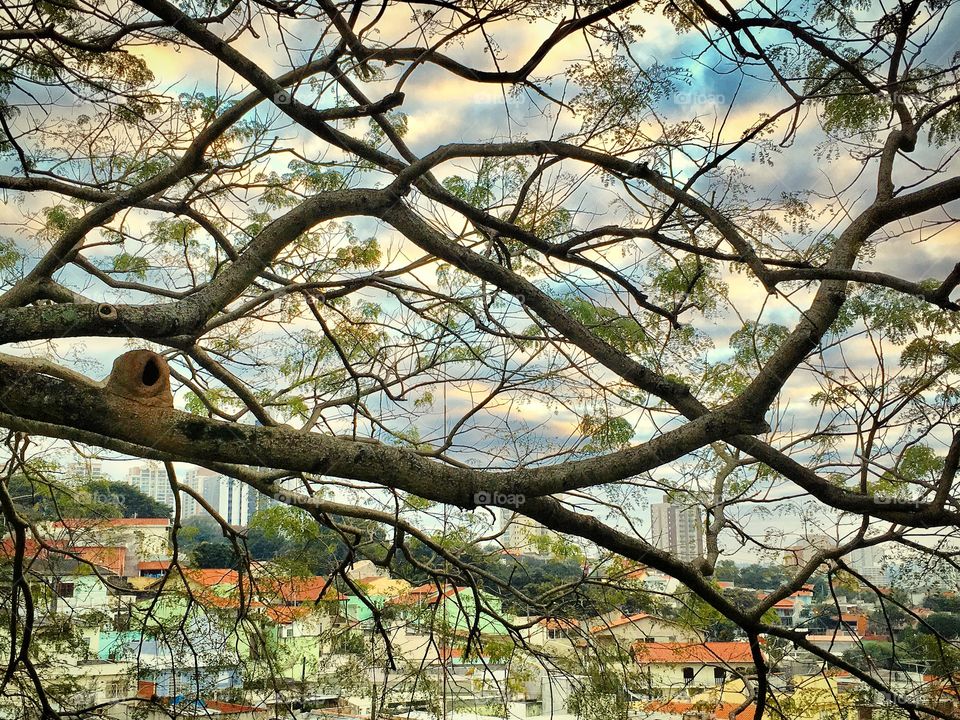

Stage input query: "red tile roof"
[
  {"left": 1, "top": 538, "right": 125, "bottom": 575},
  {"left": 632, "top": 641, "right": 756, "bottom": 664},
  {"left": 0, "top": 536, "right": 53, "bottom": 559},
  {"left": 541, "top": 617, "right": 580, "bottom": 630}
]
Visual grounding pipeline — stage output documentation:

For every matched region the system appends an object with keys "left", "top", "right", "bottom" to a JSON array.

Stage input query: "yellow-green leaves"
[
  {"left": 560, "top": 296, "right": 650, "bottom": 354},
  {"left": 579, "top": 414, "right": 634, "bottom": 454},
  {"left": 111, "top": 252, "right": 148, "bottom": 279}
]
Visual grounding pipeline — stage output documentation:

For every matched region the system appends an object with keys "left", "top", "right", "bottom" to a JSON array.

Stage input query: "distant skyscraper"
[
  {"left": 65, "top": 457, "right": 103, "bottom": 481},
  {"left": 178, "top": 468, "right": 201, "bottom": 518},
  {"left": 126, "top": 463, "right": 176, "bottom": 511},
  {"left": 126, "top": 463, "right": 201, "bottom": 518},
  {"left": 193, "top": 468, "right": 277, "bottom": 526},
  {"left": 784, "top": 533, "right": 835, "bottom": 568},
  {"left": 649, "top": 496, "right": 704, "bottom": 563},
  {"left": 847, "top": 545, "right": 886, "bottom": 585},
  {"left": 501, "top": 510, "right": 552, "bottom": 555}
]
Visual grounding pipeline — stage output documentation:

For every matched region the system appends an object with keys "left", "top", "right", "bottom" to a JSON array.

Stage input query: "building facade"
[
  {"left": 649, "top": 497, "right": 704, "bottom": 563},
  {"left": 500, "top": 510, "right": 552, "bottom": 555},
  {"left": 126, "top": 463, "right": 200, "bottom": 517}
]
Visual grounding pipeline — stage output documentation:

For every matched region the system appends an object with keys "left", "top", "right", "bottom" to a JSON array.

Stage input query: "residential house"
[
  {"left": 48, "top": 518, "right": 172, "bottom": 577},
  {"left": 521, "top": 616, "right": 582, "bottom": 653},
  {"left": 389, "top": 583, "right": 510, "bottom": 638},
  {"left": 591, "top": 612, "right": 702, "bottom": 647},
  {"left": 29, "top": 557, "right": 120, "bottom": 616},
  {"left": 804, "top": 626, "right": 862, "bottom": 655},
  {"left": 633, "top": 641, "right": 758, "bottom": 700}
]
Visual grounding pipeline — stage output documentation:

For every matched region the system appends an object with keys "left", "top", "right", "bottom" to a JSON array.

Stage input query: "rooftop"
[
  {"left": 632, "top": 641, "right": 757, "bottom": 664},
  {"left": 54, "top": 518, "right": 171, "bottom": 528},
  {"left": 590, "top": 613, "right": 655, "bottom": 633}
]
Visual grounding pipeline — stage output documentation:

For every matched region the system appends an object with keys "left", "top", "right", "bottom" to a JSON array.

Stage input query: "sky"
[{"left": 4, "top": 1, "right": 960, "bottom": 566}]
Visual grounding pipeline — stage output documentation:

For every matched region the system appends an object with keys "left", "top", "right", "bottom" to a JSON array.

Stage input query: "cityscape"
[{"left": 1, "top": 459, "right": 955, "bottom": 719}]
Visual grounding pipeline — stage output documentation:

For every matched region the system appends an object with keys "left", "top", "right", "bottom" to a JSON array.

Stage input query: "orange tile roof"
[
  {"left": 632, "top": 641, "right": 756, "bottom": 664},
  {"left": 195, "top": 593, "right": 243, "bottom": 610},
  {"left": 391, "top": 583, "right": 465, "bottom": 605},
  {"left": 205, "top": 700, "right": 267, "bottom": 714},
  {"left": 647, "top": 700, "right": 756, "bottom": 719},
  {"left": 541, "top": 617, "right": 580, "bottom": 630},
  {"left": 54, "top": 518, "right": 170, "bottom": 528},
  {"left": 437, "top": 646, "right": 493, "bottom": 662},
  {"left": 1, "top": 538, "right": 125, "bottom": 575},
  {"left": 138, "top": 560, "right": 171, "bottom": 571},
  {"left": 261, "top": 576, "right": 347, "bottom": 603},
  {"left": 0, "top": 536, "right": 55, "bottom": 559},
  {"left": 73, "top": 546, "right": 126, "bottom": 576},
  {"left": 408, "top": 582, "right": 442, "bottom": 595},
  {"left": 184, "top": 568, "right": 240, "bottom": 587},
  {"left": 591, "top": 613, "right": 653, "bottom": 633},
  {"left": 263, "top": 605, "right": 312, "bottom": 624}
]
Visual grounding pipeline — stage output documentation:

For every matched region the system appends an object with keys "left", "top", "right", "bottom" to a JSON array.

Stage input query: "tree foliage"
[{"left": 0, "top": 0, "right": 959, "bottom": 717}]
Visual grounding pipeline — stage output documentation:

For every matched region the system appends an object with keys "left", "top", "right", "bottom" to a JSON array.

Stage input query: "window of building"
[
  {"left": 714, "top": 667, "right": 726, "bottom": 684},
  {"left": 105, "top": 680, "right": 127, "bottom": 698},
  {"left": 682, "top": 667, "right": 695, "bottom": 683},
  {"left": 55, "top": 582, "right": 75, "bottom": 599}
]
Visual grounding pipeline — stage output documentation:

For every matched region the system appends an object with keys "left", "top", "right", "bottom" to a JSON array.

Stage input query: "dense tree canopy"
[
  {"left": 0, "top": 0, "right": 959, "bottom": 717},
  {"left": 8, "top": 473, "right": 171, "bottom": 519}
]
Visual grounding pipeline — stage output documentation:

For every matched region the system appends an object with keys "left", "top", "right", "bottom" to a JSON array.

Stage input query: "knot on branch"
[
  {"left": 103, "top": 350, "right": 173, "bottom": 408},
  {"left": 97, "top": 303, "right": 118, "bottom": 323}
]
